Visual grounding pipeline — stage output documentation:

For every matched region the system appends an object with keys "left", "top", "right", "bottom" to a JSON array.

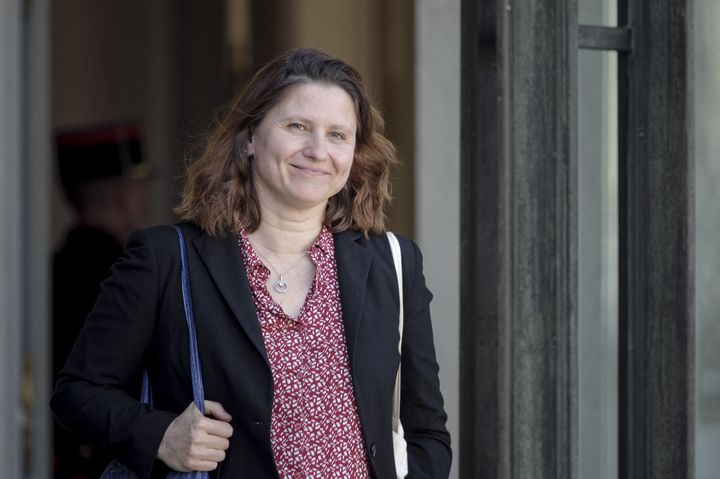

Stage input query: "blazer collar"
[
  {"left": 333, "top": 230, "right": 374, "bottom": 369},
  {"left": 191, "top": 231, "right": 269, "bottom": 365}
]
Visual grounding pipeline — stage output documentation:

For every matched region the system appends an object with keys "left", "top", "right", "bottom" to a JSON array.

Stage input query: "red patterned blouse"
[{"left": 238, "top": 227, "right": 370, "bottom": 478}]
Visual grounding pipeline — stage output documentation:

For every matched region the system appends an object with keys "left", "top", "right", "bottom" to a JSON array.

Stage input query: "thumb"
[{"left": 204, "top": 400, "right": 232, "bottom": 422}]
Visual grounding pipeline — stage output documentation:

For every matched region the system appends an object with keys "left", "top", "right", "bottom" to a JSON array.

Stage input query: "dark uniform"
[
  {"left": 53, "top": 226, "right": 121, "bottom": 478},
  {"left": 52, "top": 123, "right": 148, "bottom": 479}
]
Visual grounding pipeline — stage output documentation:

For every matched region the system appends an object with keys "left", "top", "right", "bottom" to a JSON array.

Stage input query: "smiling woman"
[
  {"left": 51, "top": 48, "right": 452, "bottom": 478},
  {"left": 248, "top": 83, "right": 357, "bottom": 215}
]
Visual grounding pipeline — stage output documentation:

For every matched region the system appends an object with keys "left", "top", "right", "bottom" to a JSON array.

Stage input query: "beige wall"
[
  {"left": 52, "top": 0, "right": 148, "bottom": 244},
  {"left": 52, "top": 1, "right": 148, "bottom": 127},
  {"left": 51, "top": 0, "right": 228, "bottom": 245}
]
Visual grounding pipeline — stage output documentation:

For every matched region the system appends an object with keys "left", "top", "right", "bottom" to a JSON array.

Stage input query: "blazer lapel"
[
  {"left": 334, "top": 231, "right": 374, "bottom": 371},
  {"left": 191, "top": 232, "right": 269, "bottom": 365},
  {"left": 190, "top": 229, "right": 373, "bottom": 370}
]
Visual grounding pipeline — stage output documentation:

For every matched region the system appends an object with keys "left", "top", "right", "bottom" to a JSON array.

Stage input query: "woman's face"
[{"left": 247, "top": 82, "right": 357, "bottom": 216}]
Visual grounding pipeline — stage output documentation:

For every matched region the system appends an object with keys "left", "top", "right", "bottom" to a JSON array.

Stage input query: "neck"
[{"left": 249, "top": 206, "right": 325, "bottom": 254}]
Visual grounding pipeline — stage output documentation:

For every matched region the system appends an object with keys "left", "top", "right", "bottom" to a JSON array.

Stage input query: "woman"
[{"left": 52, "top": 48, "right": 451, "bottom": 478}]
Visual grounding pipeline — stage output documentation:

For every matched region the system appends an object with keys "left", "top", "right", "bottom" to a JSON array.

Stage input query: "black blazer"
[{"left": 51, "top": 223, "right": 451, "bottom": 478}]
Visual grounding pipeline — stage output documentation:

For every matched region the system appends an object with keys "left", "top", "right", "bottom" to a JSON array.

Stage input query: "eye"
[
  {"left": 288, "top": 122, "right": 307, "bottom": 131},
  {"left": 330, "top": 131, "right": 347, "bottom": 140}
]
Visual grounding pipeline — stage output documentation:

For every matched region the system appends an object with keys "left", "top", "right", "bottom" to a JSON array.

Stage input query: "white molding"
[
  {"left": 0, "top": 0, "right": 25, "bottom": 476},
  {"left": 415, "top": 1, "right": 460, "bottom": 478},
  {"left": 25, "top": 0, "right": 52, "bottom": 477}
]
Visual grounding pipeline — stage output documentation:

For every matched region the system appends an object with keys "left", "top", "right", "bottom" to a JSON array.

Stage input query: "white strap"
[{"left": 387, "top": 232, "right": 403, "bottom": 433}]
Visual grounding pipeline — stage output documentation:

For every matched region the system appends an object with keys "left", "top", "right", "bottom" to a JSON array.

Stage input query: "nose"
[{"left": 303, "top": 132, "right": 329, "bottom": 161}]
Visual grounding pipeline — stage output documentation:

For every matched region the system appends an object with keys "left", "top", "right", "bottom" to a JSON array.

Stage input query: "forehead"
[{"left": 268, "top": 82, "right": 357, "bottom": 127}]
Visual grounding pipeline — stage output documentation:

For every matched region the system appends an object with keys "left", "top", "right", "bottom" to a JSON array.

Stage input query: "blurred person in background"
[{"left": 52, "top": 122, "right": 150, "bottom": 479}]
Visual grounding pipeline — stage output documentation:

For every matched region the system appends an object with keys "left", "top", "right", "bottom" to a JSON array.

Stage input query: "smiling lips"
[{"left": 291, "top": 164, "right": 329, "bottom": 176}]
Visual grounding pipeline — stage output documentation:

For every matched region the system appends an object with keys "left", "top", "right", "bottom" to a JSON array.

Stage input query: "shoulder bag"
[
  {"left": 387, "top": 232, "right": 408, "bottom": 479},
  {"left": 100, "top": 225, "right": 209, "bottom": 479}
]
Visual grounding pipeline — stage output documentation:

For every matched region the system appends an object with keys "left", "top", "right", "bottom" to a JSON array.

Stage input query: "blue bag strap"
[
  {"left": 140, "top": 369, "right": 151, "bottom": 406},
  {"left": 124, "top": 227, "right": 208, "bottom": 479},
  {"left": 174, "top": 225, "right": 206, "bottom": 414}
]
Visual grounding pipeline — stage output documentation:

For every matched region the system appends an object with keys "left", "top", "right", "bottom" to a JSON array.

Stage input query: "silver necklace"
[{"left": 252, "top": 245, "right": 307, "bottom": 294}]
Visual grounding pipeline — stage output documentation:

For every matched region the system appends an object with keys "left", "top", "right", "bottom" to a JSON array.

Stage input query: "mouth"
[{"left": 291, "top": 164, "right": 329, "bottom": 176}]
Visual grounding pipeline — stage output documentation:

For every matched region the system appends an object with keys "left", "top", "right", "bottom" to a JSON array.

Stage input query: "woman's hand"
[{"left": 157, "top": 400, "right": 233, "bottom": 472}]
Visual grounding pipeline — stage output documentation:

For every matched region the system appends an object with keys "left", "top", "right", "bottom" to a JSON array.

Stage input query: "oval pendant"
[{"left": 274, "top": 276, "right": 288, "bottom": 294}]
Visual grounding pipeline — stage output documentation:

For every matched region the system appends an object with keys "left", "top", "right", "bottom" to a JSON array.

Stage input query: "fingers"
[
  {"left": 203, "top": 418, "right": 233, "bottom": 438},
  {"left": 204, "top": 400, "right": 232, "bottom": 421},
  {"left": 186, "top": 445, "right": 227, "bottom": 464},
  {"left": 202, "top": 400, "right": 233, "bottom": 438},
  {"left": 189, "top": 401, "right": 232, "bottom": 438},
  {"left": 185, "top": 459, "right": 223, "bottom": 472},
  {"left": 157, "top": 400, "right": 233, "bottom": 472},
  {"left": 200, "top": 435, "right": 230, "bottom": 451}
]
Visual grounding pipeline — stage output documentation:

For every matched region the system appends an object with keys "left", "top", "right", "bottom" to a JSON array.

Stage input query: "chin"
[{"left": 287, "top": 187, "right": 341, "bottom": 208}]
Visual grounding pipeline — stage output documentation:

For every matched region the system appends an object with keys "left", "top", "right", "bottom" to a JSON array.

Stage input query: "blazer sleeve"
[
  {"left": 50, "top": 228, "right": 177, "bottom": 479},
  {"left": 400, "top": 239, "right": 453, "bottom": 478}
]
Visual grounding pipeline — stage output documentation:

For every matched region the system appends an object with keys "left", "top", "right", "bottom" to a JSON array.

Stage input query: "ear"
[{"left": 246, "top": 130, "right": 255, "bottom": 157}]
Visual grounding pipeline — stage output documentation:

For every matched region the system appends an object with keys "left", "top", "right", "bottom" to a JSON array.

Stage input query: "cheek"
[
  {"left": 338, "top": 147, "right": 355, "bottom": 173},
  {"left": 251, "top": 145, "right": 277, "bottom": 174}
]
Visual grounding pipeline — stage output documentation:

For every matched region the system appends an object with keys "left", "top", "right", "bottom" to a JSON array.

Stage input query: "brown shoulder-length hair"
[{"left": 175, "top": 48, "right": 397, "bottom": 237}]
